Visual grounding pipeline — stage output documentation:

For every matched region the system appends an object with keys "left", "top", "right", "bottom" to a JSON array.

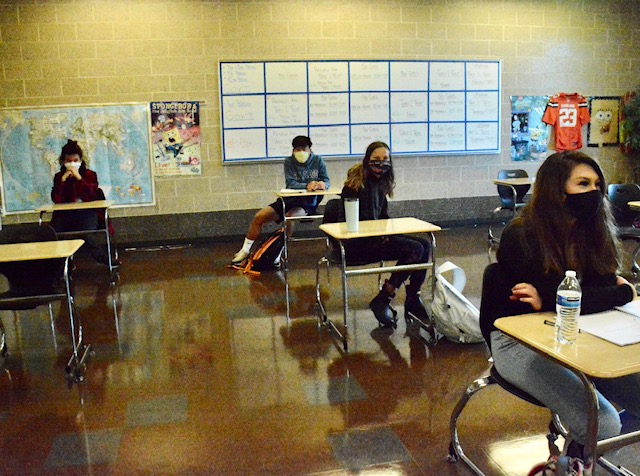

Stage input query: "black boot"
[
  {"left": 405, "top": 291, "right": 429, "bottom": 323},
  {"left": 369, "top": 284, "right": 397, "bottom": 329}
]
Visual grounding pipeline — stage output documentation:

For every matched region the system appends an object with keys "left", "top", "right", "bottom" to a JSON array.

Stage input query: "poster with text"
[
  {"left": 510, "top": 96, "right": 550, "bottom": 161},
  {"left": 151, "top": 101, "right": 201, "bottom": 176}
]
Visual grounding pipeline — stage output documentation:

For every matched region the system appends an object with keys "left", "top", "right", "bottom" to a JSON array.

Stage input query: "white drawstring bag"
[{"left": 432, "top": 261, "right": 483, "bottom": 344}]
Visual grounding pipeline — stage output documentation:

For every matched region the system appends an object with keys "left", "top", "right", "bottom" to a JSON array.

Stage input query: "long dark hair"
[
  {"left": 58, "top": 139, "right": 87, "bottom": 173},
  {"left": 519, "top": 151, "right": 620, "bottom": 275},
  {"left": 343, "top": 141, "right": 395, "bottom": 197}
]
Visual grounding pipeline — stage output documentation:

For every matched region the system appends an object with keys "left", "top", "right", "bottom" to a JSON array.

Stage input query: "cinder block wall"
[{"left": 1, "top": 1, "right": 639, "bottom": 243}]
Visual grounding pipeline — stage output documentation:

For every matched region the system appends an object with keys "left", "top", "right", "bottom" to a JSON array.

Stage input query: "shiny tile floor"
[{"left": 0, "top": 225, "right": 639, "bottom": 475}]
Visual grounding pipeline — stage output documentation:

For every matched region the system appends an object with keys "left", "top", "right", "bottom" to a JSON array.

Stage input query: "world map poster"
[{"left": 0, "top": 103, "right": 154, "bottom": 214}]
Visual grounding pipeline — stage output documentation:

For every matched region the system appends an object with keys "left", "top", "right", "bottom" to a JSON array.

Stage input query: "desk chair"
[
  {"left": 44, "top": 189, "right": 119, "bottom": 283},
  {"left": 0, "top": 225, "right": 90, "bottom": 383},
  {"left": 447, "top": 263, "right": 567, "bottom": 475},
  {"left": 316, "top": 199, "right": 436, "bottom": 351},
  {"left": 488, "top": 169, "right": 530, "bottom": 246},
  {"left": 281, "top": 199, "right": 325, "bottom": 321},
  {"left": 0, "top": 225, "right": 65, "bottom": 358},
  {"left": 607, "top": 183, "right": 640, "bottom": 276}
]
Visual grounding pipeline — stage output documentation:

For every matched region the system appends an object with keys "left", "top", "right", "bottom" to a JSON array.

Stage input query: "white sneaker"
[{"left": 231, "top": 249, "right": 249, "bottom": 264}]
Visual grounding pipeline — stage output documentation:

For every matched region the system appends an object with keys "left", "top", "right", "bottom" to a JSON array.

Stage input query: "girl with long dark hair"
[
  {"left": 486, "top": 151, "right": 640, "bottom": 473},
  {"left": 341, "top": 141, "right": 430, "bottom": 329}
]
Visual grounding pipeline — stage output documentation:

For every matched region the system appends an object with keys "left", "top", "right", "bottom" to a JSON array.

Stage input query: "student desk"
[
  {"left": 0, "top": 239, "right": 92, "bottom": 383},
  {"left": 318, "top": 217, "right": 441, "bottom": 352},
  {"left": 36, "top": 200, "right": 118, "bottom": 280},
  {"left": 495, "top": 312, "right": 640, "bottom": 475},
  {"left": 276, "top": 188, "right": 341, "bottom": 321}
]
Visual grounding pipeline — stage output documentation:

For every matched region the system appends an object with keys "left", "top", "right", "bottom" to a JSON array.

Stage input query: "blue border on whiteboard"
[{"left": 219, "top": 59, "right": 501, "bottom": 164}]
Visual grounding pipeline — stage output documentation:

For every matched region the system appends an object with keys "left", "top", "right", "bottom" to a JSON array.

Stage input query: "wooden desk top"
[
  {"left": 628, "top": 200, "right": 640, "bottom": 210},
  {"left": 0, "top": 239, "right": 84, "bottom": 262},
  {"left": 276, "top": 187, "right": 342, "bottom": 198},
  {"left": 495, "top": 312, "right": 640, "bottom": 378},
  {"left": 36, "top": 200, "right": 114, "bottom": 213},
  {"left": 320, "top": 217, "right": 441, "bottom": 240},
  {"left": 493, "top": 177, "right": 534, "bottom": 187}
]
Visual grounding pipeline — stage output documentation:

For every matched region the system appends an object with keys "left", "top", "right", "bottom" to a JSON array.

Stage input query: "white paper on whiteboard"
[
  {"left": 351, "top": 92, "right": 389, "bottom": 124},
  {"left": 308, "top": 62, "right": 349, "bottom": 92},
  {"left": 224, "top": 129, "right": 266, "bottom": 160},
  {"left": 429, "top": 62, "right": 465, "bottom": 90},
  {"left": 267, "top": 127, "right": 308, "bottom": 157},
  {"left": 392, "top": 123, "right": 428, "bottom": 153},
  {"left": 390, "top": 62, "right": 429, "bottom": 91},
  {"left": 266, "top": 62, "right": 307, "bottom": 93},
  {"left": 310, "top": 125, "right": 351, "bottom": 155},
  {"left": 390, "top": 92, "right": 428, "bottom": 122},
  {"left": 467, "top": 91, "right": 499, "bottom": 121},
  {"left": 429, "top": 123, "right": 465, "bottom": 151},
  {"left": 350, "top": 61, "right": 389, "bottom": 91},
  {"left": 351, "top": 124, "right": 390, "bottom": 154},
  {"left": 309, "top": 93, "right": 349, "bottom": 125},
  {"left": 266, "top": 94, "right": 308, "bottom": 127},
  {"left": 220, "top": 62, "right": 265, "bottom": 94},
  {"left": 467, "top": 62, "right": 499, "bottom": 90},
  {"left": 429, "top": 92, "right": 465, "bottom": 122},
  {"left": 467, "top": 122, "right": 499, "bottom": 151},
  {"left": 222, "top": 96, "right": 265, "bottom": 128}
]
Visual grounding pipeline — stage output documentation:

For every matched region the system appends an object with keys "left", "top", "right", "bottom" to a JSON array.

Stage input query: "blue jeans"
[{"left": 491, "top": 330, "right": 640, "bottom": 444}]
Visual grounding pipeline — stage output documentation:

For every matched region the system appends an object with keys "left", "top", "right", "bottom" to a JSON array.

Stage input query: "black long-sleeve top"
[{"left": 482, "top": 220, "right": 634, "bottom": 339}]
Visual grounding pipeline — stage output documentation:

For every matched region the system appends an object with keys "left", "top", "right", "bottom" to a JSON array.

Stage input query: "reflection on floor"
[{"left": 0, "top": 226, "right": 638, "bottom": 475}]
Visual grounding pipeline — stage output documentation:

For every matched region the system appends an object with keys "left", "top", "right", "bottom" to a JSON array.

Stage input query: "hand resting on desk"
[{"left": 306, "top": 181, "right": 326, "bottom": 191}]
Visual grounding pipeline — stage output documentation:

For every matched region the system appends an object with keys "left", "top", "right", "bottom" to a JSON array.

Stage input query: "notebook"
[{"left": 579, "top": 307, "right": 640, "bottom": 346}]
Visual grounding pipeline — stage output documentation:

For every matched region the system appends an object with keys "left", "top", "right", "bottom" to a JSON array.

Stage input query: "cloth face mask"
[
  {"left": 565, "top": 189, "right": 602, "bottom": 221},
  {"left": 294, "top": 151, "right": 309, "bottom": 163},
  {"left": 64, "top": 162, "right": 81, "bottom": 170}
]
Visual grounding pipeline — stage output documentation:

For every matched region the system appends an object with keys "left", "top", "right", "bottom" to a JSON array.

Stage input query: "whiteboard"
[{"left": 219, "top": 60, "right": 501, "bottom": 163}]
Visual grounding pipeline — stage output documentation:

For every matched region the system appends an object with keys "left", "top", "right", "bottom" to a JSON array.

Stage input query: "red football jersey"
[{"left": 542, "top": 93, "right": 591, "bottom": 151}]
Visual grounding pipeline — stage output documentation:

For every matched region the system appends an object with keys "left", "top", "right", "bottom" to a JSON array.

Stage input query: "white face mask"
[
  {"left": 294, "top": 151, "right": 310, "bottom": 163},
  {"left": 64, "top": 162, "right": 81, "bottom": 170}
]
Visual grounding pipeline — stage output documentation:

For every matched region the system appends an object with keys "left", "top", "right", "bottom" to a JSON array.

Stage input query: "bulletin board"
[{"left": 219, "top": 60, "right": 501, "bottom": 163}]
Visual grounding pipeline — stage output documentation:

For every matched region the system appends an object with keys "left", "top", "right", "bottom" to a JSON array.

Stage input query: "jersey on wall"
[{"left": 542, "top": 93, "right": 591, "bottom": 152}]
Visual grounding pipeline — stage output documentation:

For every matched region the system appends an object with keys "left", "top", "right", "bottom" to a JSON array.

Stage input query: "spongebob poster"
[
  {"left": 588, "top": 96, "right": 620, "bottom": 147},
  {"left": 150, "top": 101, "right": 202, "bottom": 176},
  {"left": 510, "top": 96, "right": 550, "bottom": 161}
]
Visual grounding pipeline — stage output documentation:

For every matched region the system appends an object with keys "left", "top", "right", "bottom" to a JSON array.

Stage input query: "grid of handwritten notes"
[{"left": 219, "top": 60, "right": 501, "bottom": 163}]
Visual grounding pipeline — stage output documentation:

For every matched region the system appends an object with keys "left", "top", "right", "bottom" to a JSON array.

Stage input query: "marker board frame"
[{"left": 219, "top": 59, "right": 501, "bottom": 163}]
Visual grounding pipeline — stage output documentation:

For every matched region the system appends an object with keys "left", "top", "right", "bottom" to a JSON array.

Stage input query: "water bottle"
[{"left": 556, "top": 270, "right": 581, "bottom": 345}]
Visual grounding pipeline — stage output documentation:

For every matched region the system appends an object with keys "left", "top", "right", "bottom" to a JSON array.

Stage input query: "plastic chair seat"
[
  {"left": 488, "top": 170, "right": 530, "bottom": 245},
  {"left": 608, "top": 183, "right": 640, "bottom": 275}
]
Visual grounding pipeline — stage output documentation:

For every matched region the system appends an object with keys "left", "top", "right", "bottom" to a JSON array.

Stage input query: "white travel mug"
[{"left": 344, "top": 197, "right": 359, "bottom": 233}]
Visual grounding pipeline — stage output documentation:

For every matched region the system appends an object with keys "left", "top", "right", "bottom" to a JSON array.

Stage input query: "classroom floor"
[{"left": 0, "top": 225, "right": 639, "bottom": 475}]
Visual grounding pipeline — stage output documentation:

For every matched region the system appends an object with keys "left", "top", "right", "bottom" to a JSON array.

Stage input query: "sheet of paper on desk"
[
  {"left": 280, "top": 188, "right": 306, "bottom": 193},
  {"left": 579, "top": 310, "right": 640, "bottom": 346},
  {"left": 616, "top": 300, "right": 640, "bottom": 318}
]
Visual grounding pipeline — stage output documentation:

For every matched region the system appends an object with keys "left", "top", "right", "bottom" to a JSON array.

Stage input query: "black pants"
[
  {"left": 344, "top": 234, "right": 431, "bottom": 290},
  {"left": 51, "top": 210, "right": 107, "bottom": 263}
]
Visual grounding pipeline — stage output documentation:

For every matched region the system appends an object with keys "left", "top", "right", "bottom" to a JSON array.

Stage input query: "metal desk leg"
[
  {"left": 63, "top": 256, "right": 91, "bottom": 384},
  {"left": 340, "top": 242, "right": 349, "bottom": 352},
  {"left": 280, "top": 197, "right": 291, "bottom": 322},
  {"left": 103, "top": 208, "right": 119, "bottom": 283},
  {"left": 580, "top": 370, "right": 599, "bottom": 476}
]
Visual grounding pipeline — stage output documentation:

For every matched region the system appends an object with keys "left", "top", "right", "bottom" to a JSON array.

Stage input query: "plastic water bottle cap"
[{"left": 566, "top": 270, "right": 576, "bottom": 277}]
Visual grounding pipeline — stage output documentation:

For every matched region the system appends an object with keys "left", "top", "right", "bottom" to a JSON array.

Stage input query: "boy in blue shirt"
[{"left": 231, "top": 135, "right": 331, "bottom": 265}]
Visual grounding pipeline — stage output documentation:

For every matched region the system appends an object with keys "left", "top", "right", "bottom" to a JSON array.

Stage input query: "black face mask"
[
  {"left": 368, "top": 161, "right": 391, "bottom": 178},
  {"left": 564, "top": 189, "right": 602, "bottom": 221}
]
